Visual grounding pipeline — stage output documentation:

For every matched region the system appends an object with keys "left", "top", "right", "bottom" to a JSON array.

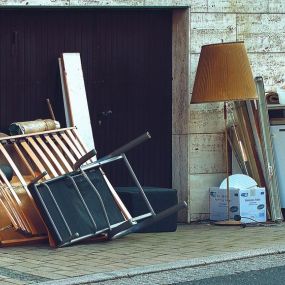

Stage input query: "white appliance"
[{"left": 271, "top": 125, "right": 285, "bottom": 208}]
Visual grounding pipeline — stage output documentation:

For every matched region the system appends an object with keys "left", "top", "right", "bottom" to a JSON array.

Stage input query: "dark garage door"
[{"left": 0, "top": 9, "right": 172, "bottom": 187}]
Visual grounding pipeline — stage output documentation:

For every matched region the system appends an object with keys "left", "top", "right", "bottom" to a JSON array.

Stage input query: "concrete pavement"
[{"left": 1, "top": 223, "right": 285, "bottom": 284}]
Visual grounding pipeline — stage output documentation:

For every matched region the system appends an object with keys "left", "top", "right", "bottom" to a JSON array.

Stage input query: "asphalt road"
[
  {"left": 176, "top": 265, "right": 285, "bottom": 285},
  {"left": 89, "top": 253, "right": 285, "bottom": 285}
]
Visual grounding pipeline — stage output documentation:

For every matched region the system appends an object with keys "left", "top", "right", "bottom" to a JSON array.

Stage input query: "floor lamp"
[{"left": 191, "top": 42, "right": 258, "bottom": 225}]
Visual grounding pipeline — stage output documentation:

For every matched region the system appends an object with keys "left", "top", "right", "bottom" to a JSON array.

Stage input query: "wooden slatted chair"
[{"left": 0, "top": 127, "right": 94, "bottom": 246}]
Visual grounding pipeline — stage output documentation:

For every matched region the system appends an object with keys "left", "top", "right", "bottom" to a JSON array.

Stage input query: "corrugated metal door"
[{"left": 0, "top": 9, "right": 172, "bottom": 187}]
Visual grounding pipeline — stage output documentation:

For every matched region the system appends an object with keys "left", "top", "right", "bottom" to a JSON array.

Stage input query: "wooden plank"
[
  {"left": 0, "top": 127, "right": 76, "bottom": 142},
  {"left": 0, "top": 172, "right": 32, "bottom": 232},
  {"left": 0, "top": 196, "right": 20, "bottom": 230},
  {"left": 44, "top": 135, "right": 73, "bottom": 172},
  {"left": 0, "top": 144, "right": 46, "bottom": 235},
  {"left": 52, "top": 134, "right": 76, "bottom": 164},
  {"left": 66, "top": 129, "right": 86, "bottom": 157},
  {"left": 20, "top": 141, "right": 51, "bottom": 179},
  {"left": 0, "top": 187, "right": 22, "bottom": 230},
  {"left": 13, "top": 143, "right": 36, "bottom": 178},
  {"left": 72, "top": 129, "right": 96, "bottom": 162},
  {"left": 0, "top": 144, "right": 28, "bottom": 187},
  {"left": 27, "top": 137, "right": 58, "bottom": 177},
  {"left": 36, "top": 137, "right": 65, "bottom": 175},
  {"left": 60, "top": 132, "right": 82, "bottom": 160},
  {"left": 60, "top": 53, "right": 95, "bottom": 151}
]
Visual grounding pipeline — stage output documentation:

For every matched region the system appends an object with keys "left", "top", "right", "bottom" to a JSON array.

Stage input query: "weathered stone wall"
[{"left": 188, "top": 0, "right": 285, "bottom": 221}]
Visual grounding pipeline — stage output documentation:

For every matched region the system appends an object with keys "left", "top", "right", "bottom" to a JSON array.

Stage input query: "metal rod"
[
  {"left": 66, "top": 174, "right": 98, "bottom": 232},
  {"left": 122, "top": 154, "right": 155, "bottom": 216},
  {"left": 34, "top": 184, "right": 63, "bottom": 243},
  {"left": 41, "top": 183, "right": 73, "bottom": 238},
  {"left": 79, "top": 170, "right": 112, "bottom": 230}
]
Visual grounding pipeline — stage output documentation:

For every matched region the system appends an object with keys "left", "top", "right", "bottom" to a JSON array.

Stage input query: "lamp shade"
[{"left": 191, "top": 42, "right": 257, "bottom": 103}]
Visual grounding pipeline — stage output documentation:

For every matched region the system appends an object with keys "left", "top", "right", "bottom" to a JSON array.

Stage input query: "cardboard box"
[{"left": 209, "top": 187, "right": 266, "bottom": 223}]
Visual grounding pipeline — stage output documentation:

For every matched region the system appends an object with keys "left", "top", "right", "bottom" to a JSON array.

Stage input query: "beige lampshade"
[{"left": 191, "top": 42, "right": 257, "bottom": 103}]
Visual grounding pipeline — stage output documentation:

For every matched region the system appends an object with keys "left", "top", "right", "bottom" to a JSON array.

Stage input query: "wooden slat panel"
[
  {"left": 44, "top": 135, "right": 73, "bottom": 172},
  {"left": 0, "top": 172, "right": 32, "bottom": 232},
  {"left": 60, "top": 132, "right": 82, "bottom": 160},
  {"left": 27, "top": 137, "right": 58, "bottom": 177},
  {"left": 0, "top": 196, "right": 20, "bottom": 230},
  {"left": 72, "top": 128, "right": 96, "bottom": 162},
  {"left": 0, "top": 185, "right": 22, "bottom": 230},
  {"left": 66, "top": 129, "right": 87, "bottom": 157},
  {"left": 52, "top": 134, "right": 76, "bottom": 165},
  {"left": 20, "top": 141, "right": 51, "bottom": 179},
  {"left": 13, "top": 143, "right": 36, "bottom": 178},
  {"left": 36, "top": 137, "right": 65, "bottom": 175},
  {"left": 0, "top": 144, "right": 28, "bottom": 187}
]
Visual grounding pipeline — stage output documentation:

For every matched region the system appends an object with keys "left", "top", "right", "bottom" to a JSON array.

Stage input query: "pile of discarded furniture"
[
  {"left": 0, "top": 53, "right": 186, "bottom": 247},
  {"left": 0, "top": 127, "right": 186, "bottom": 247}
]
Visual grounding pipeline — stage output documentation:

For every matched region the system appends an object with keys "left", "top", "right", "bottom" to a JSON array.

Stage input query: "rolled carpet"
[{"left": 9, "top": 119, "right": 60, "bottom": 135}]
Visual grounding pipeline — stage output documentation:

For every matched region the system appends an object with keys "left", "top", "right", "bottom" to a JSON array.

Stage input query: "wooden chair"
[{"left": 0, "top": 127, "right": 94, "bottom": 246}]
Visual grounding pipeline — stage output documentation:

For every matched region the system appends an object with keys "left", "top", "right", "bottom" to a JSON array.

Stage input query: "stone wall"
[{"left": 188, "top": 0, "right": 285, "bottom": 221}]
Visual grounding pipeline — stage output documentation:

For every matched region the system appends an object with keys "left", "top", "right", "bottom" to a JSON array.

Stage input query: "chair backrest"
[{"left": 0, "top": 127, "right": 94, "bottom": 244}]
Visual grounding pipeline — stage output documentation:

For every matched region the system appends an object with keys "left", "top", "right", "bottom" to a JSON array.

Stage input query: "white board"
[{"left": 59, "top": 53, "right": 95, "bottom": 152}]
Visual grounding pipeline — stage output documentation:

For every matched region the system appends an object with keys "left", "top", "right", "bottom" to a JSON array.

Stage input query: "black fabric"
[
  {"left": 29, "top": 168, "right": 125, "bottom": 247},
  {"left": 0, "top": 164, "right": 13, "bottom": 181},
  {"left": 115, "top": 187, "right": 178, "bottom": 232}
]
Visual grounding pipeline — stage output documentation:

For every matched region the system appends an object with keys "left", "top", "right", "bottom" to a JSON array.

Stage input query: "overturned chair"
[
  {"left": 29, "top": 132, "right": 187, "bottom": 247},
  {"left": 0, "top": 128, "right": 187, "bottom": 247}
]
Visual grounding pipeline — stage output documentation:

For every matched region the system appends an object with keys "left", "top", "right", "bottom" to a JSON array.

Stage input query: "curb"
[{"left": 37, "top": 245, "right": 285, "bottom": 285}]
